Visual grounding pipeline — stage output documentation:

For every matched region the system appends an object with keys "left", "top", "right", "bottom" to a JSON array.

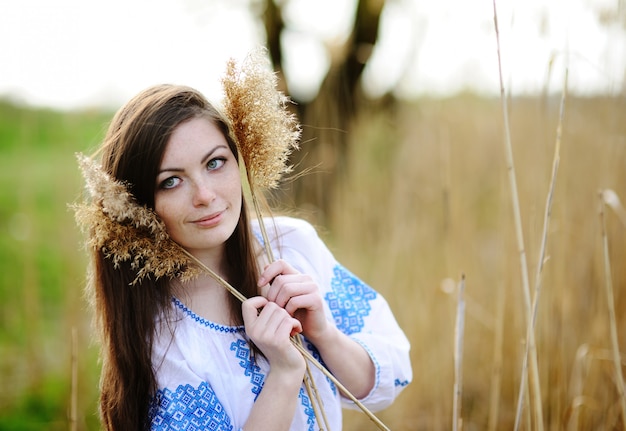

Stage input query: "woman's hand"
[
  {"left": 258, "top": 260, "right": 376, "bottom": 400},
  {"left": 242, "top": 296, "right": 305, "bottom": 374},
  {"left": 258, "top": 259, "right": 330, "bottom": 343},
  {"left": 241, "top": 296, "right": 307, "bottom": 431}
]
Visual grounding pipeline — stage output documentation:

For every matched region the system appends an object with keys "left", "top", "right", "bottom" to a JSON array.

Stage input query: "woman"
[{"left": 83, "top": 83, "right": 411, "bottom": 430}]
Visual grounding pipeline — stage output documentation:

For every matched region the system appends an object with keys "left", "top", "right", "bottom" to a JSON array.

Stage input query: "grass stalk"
[
  {"left": 487, "top": 279, "right": 506, "bottom": 431},
  {"left": 453, "top": 274, "right": 466, "bottom": 431},
  {"left": 250, "top": 191, "right": 276, "bottom": 262},
  {"left": 599, "top": 192, "right": 626, "bottom": 429},
  {"left": 70, "top": 327, "right": 78, "bottom": 431},
  {"left": 491, "top": 1, "right": 544, "bottom": 429},
  {"left": 601, "top": 189, "right": 626, "bottom": 228},
  {"left": 248, "top": 189, "right": 330, "bottom": 431},
  {"left": 516, "top": 67, "right": 568, "bottom": 430},
  {"left": 566, "top": 344, "right": 590, "bottom": 431}
]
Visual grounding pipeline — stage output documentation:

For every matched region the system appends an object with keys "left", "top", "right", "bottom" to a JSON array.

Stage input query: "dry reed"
[
  {"left": 492, "top": 1, "right": 544, "bottom": 428},
  {"left": 453, "top": 275, "right": 466, "bottom": 431},
  {"left": 220, "top": 49, "right": 335, "bottom": 430},
  {"left": 221, "top": 48, "right": 300, "bottom": 193},
  {"left": 515, "top": 67, "right": 568, "bottom": 431},
  {"left": 324, "top": 93, "right": 624, "bottom": 430},
  {"left": 599, "top": 190, "right": 626, "bottom": 429},
  {"left": 602, "top": 189, "right": 626, "bottom": 227},
  {"left": 221, "top": 48, "right": 300, "bottom": 262},
  {"left": 73, "top": 154, "right": 202, "bottom": 285},
  {"left": 487, "top": 276, "right": 505, "bottom": 431}
]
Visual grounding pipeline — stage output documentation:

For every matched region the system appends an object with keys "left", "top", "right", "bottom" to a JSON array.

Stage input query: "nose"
[{"left": 191, "top": 178, "right": 216, "bottom": 207}]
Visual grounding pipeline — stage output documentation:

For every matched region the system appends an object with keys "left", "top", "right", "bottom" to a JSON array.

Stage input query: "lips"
[{"left": 191, "top": 210, "right": 224, "bottom": 227}]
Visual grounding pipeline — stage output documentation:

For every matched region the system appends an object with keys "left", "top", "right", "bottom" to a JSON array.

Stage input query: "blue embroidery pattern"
[
  {"left": 394, "top": 379, "right": 410, "bottom": 387},
  {"left": 298, "top": 386, "right": 317, "bottom": 431},
  {"left": 172, "top": 298, "right": 244, "bottom": 334},
  {"left": 305, "top": 339, "right": 337, "bottom": 396},
  {"left": 150, "top": 381, "right": 233, "bottom": 430},
  {"left": 325, "top": 264, "right": 377, "bottom": 335},
  {"left": 230, "top": 339, "right": 265, "bottom": 400}
]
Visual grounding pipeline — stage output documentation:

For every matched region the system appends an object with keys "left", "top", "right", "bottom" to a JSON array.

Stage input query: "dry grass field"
[
  {"left": 0, "top": 94, "right": 624, "bottom": 430},
  {"left": 328, "top": 95, "right": 626, "bottom": 430}
]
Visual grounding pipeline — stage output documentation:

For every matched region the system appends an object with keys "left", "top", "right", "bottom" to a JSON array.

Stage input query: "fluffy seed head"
[
  {"left": 221, "top": 48, "right": 301, "bottom": 191},
  {"left": 73, "top": 153, "right": 200, "bottom": 284}
]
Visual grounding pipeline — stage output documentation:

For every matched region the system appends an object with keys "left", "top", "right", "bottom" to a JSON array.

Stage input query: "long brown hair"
[{"left": 89, "top": 84, "right": 260, "bottom": 430}]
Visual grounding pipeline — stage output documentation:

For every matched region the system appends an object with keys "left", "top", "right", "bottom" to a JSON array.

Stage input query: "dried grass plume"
[
  {"left": 72, "top": 153, "right": 200, "bottom": 284},
  {"left": 222, "top": 48, "right": 301, "bottom": 191}
]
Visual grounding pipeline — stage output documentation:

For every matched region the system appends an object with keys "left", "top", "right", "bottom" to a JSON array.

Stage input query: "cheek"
[
  {"left": 154, "top": 196, "right": 179, "bottom": 229},
  {"left": 226, "top": 170, "right": 243, "bottom": 205},
  {"left": 231, "top": 183, "right": 243, "bottom": 206}
]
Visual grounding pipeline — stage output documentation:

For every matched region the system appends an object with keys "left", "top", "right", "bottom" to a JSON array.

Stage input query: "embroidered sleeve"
[{"left": 325, "top": 263, "right": 412, "bottom": 411}]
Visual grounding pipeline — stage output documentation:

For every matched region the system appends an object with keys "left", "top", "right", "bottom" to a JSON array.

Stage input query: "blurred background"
[{"left": 1, "top": 0, "right": 625, "bottom": 429}]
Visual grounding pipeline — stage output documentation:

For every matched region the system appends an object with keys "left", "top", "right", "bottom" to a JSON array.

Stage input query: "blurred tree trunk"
[{"left": 261, "top": 0, "right": 391, "bottom": 219}]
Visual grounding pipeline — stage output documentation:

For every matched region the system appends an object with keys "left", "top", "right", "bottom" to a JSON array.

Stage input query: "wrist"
[
  {"left": 266, "top": 360, "right": 306, "bottom": 388},
  {"left": 305, "top": 323, "right": 340, "bottom": 351}
]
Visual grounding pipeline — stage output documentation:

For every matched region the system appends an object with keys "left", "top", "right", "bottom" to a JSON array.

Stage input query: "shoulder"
[
  {"left": 273, "top": 216, "right": 319, "bottom": 236},
  {"left": 252, "top": 216, "right": 334, "bottom": 278},
  {"left": 253, "top": 216, "right": 321, "bottom": 245}
]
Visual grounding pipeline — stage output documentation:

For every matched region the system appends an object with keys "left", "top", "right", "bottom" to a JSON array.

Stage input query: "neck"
[
  {"left": 173, "top": 272, "right": 233, "bottom": 324},
  {"left": 172, "top": 247, "right": 235, "bottom": 324},
  {"left": 186, "top": 242, "right": 227, "bottom": 274}
]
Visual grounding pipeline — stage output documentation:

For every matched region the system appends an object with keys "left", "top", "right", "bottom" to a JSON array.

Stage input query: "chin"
[{"left": 193, "top": 223, "right": 238, "bottom": 250}]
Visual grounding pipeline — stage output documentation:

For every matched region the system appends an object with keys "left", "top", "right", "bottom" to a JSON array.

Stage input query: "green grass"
[{"left": 0, "top": 102, "right": 109, "bottom": 430}]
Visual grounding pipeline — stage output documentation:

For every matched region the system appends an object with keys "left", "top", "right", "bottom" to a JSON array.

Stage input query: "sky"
[{"left": 1, "top": 0, "right": 624, "bottom": 110}]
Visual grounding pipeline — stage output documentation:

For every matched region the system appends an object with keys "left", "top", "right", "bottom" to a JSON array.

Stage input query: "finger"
[
  {"left": 283, "top": 292, "right": 320, "bottom": 316},
  {"left": 265, "top": 274, "right": 286, "bottom": 304},
  {"left": 274, "top": 311, "right": 303, "bottom": 338},
  {"left": 242, "top": 296, "right": 268, "bottom": 324},
  {"left": 265, "top": 274, "right": 297, "bottom": 305},
  {"left": 253, "top": 302, "right": 302, "bottom": 341},
  {"left": 289, "top": 319, "right": 303, "bottom": 337},
  {"left": 273, "top": 276, "right": 318, "bottom": 308},
  {"left": 257, "top": 259, "right": 297, "bottom": 287}
]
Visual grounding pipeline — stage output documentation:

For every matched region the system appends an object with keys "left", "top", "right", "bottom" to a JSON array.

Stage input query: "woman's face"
[{"left": 154, "top": 117, "right": 242, "bottom": 262}]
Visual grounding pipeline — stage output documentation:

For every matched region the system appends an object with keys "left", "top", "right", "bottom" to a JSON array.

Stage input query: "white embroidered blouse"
[{"left": 149, "top": 217, "right": 412, "bottom": 430}]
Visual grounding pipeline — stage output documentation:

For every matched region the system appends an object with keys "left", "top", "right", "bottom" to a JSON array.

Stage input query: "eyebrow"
[{"left": 157, "top": 145, "right": 229, "bottom": 175}]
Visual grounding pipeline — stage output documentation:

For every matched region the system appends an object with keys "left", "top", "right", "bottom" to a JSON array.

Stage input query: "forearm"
[
  {"left": 308, "top": 326, "right": 375, "bottom": 399},
  {"left": 243, "top": 367, "right": 304, "bottom": 431},
  {"left": 242, "top": 297, "right": 307, "bottom": 430}
]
